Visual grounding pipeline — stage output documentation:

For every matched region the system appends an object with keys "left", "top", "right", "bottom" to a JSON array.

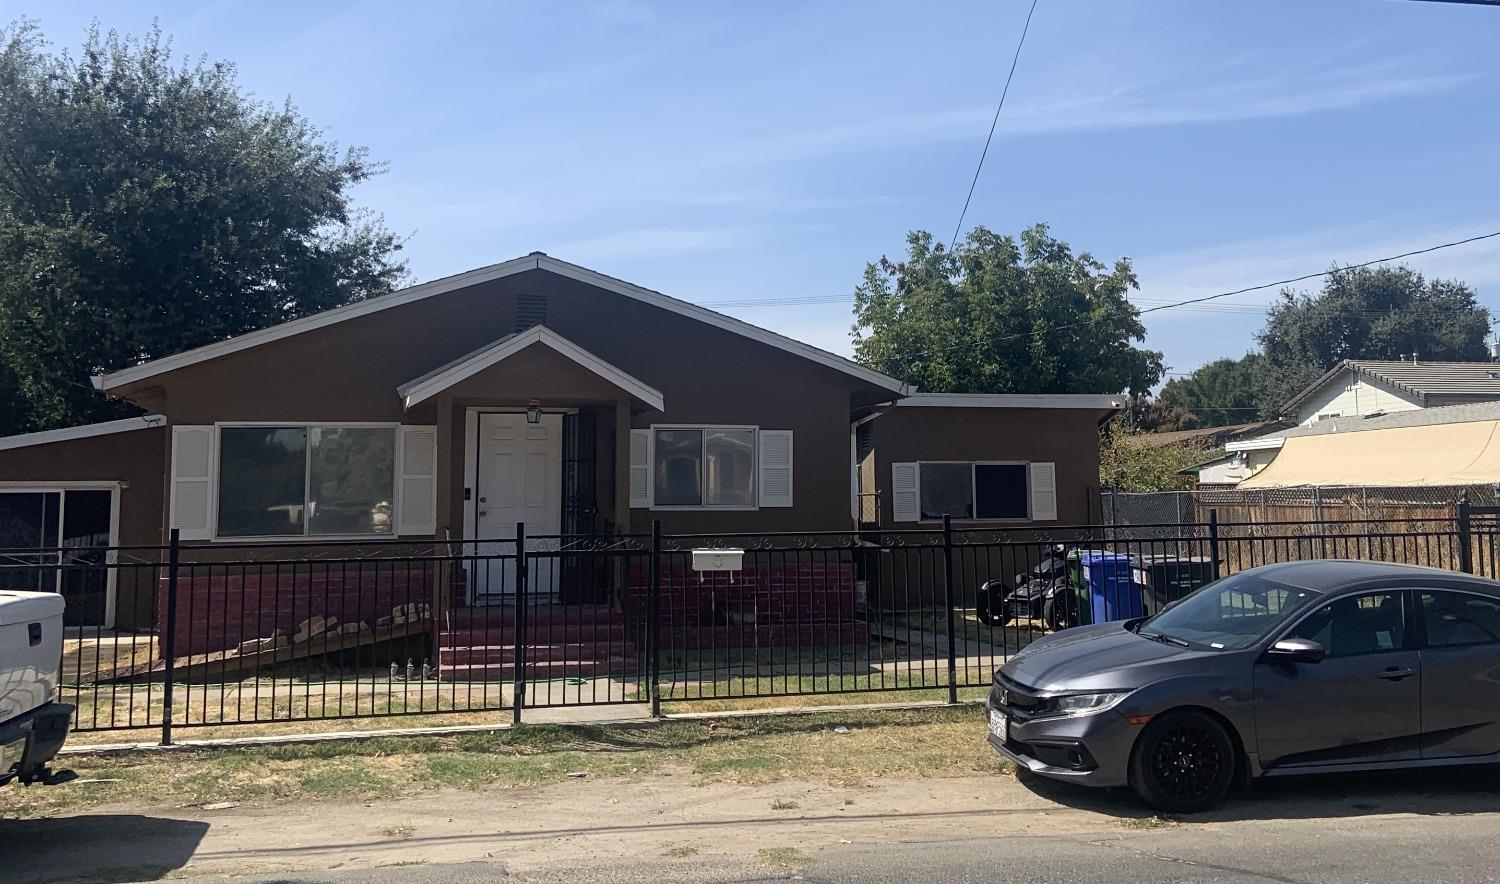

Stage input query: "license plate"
[{"left": 988, "top": 709, "right": 1008, "bottom": 742}]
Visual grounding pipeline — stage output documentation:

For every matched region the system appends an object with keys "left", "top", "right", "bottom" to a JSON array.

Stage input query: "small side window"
[
  {"left": 1420, "top": 591, "right": 1500, "bottom": 648},
  {"left": 1286, "top": 591, "right": 1405, "bottom": 657}
]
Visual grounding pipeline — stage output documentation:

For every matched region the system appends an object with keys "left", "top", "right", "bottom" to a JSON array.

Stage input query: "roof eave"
[{"left": 94, "top": 253, "right": 906, "bottom": 396}]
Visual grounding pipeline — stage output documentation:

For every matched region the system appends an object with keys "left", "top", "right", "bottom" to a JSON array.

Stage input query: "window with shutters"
[
  {"left": 215, "top": 424, "right": 398, "bottom": 538},
  {"left": 650, "top": 425, "right": 757, "bottom": 509},
  {"left": 916, "top": 461, "right": 1033, "bottom": 522}
]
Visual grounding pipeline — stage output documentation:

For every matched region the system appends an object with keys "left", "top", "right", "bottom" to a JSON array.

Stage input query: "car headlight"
[{"left": 1047, "top": 691, "right": 1131, "bottom": 717}]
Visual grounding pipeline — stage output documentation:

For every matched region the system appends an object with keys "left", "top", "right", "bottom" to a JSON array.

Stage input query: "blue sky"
[{"left": 8, "top": 0, "right": 1500, "bottom": 384}]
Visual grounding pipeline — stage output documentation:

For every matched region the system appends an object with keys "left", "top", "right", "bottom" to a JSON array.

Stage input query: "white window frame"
[
  {"left": 211, "top": 422, "right": 404, "bottom": 542},
  {"left": 648, "top": 424, "right": 760, "bottom": 512},
  {"left": 0, "top": 482, "right": 121, "bottom": 629},
  {"left": 915, "top": 460, "right": 1032, "bottom": 524}
]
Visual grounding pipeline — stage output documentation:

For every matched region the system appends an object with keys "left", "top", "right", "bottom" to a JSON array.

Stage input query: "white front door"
[{"left": 473, "top": 412, "right": 562, "bottom": 602}]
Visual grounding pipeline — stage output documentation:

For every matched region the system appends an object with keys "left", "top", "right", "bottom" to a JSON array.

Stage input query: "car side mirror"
[{"left": 1266, "top": 637, "right": 1326, "bottom": 664}]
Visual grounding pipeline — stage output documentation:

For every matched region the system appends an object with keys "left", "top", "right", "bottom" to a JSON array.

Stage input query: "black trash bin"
[{"left": 1132, "top": 554, "right": 1216, "bottom": 616}]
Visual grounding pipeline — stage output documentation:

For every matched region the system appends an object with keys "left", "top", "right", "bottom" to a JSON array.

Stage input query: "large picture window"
[
  {"left": 918, "top": 462, "right": 1030, "bottom": 522},
  {"left": 653, "top": 426, "right": 756, "bottom": 509},
  {"left": 216, "top": 425, "right": 396, "bottom": 538}
]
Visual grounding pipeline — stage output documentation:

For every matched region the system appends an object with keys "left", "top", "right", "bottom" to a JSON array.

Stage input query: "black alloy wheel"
[{"left": 1128, "top": 709, "right": 1237, "bottom": 813}]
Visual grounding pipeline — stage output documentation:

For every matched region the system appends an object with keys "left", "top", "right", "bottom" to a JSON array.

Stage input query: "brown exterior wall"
[
  {"left": 869, "top": 406, "right": 1105, "bottom": 528},
  {"left": 108, "top": 268, "right": 896, "bottom": 541},
  {"left": 865, "top": 405, "right": 1107, "bottom": 608},
  {"left": 0, "top": 423, "right": 167, "bottom": 630}
]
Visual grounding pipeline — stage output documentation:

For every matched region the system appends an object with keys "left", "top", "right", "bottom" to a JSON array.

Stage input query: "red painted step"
[
  {"left": 437, "top": 658, "right": 640, "bottom": 682},
  {"left": 441, "top": 624, "right": 631, "bottom": 645},
  {"left": 439, "top": 642, "right": 637, "bottom": 665},
  {"left": 444, "top": 605, "right": 621, "bottom": 628}
]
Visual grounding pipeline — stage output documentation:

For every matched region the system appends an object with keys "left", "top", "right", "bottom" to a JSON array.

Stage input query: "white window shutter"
[
  {"left": 1030, "top": 461, "right": 1058, "bottom": 521},
  {"left": 757, "top": 430, "right": 793, "bottom": 508},
  {"left": 629, "top": 429, "right": 652, "bottom": 508},
  {"left": 397, "top": 425, "right": 438, "bottom": 535},
  {"left": 170, "top": 426, "right": 215, "bottom": 540},
  {"left": 891, "top": 462, "right": 919, "bottom": 523}
]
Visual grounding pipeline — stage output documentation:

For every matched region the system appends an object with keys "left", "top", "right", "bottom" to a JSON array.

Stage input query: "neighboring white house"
[{"left": 1283, "top": 360, "right": 1500, "bottom": 427}]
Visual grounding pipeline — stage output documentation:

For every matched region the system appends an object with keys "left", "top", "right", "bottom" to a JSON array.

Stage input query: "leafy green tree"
[
  {"left": 0, "top": 22, "right": 408, "bottom": 432},
  {"left": 852, "top": 225, "right": 1164, "bottom": 395},
  {"left": 1156, "top": 353, "right": 1265, "bottom": 426},
  {"left": 1255, "top": 265, "right": 1491, "bottom": 414},
  {"left": 1099, "top": 417, "right": 1217, "bottom": 492},
  {"left": 1120, "top": 392, "right": 1198, "bottom": 433}
]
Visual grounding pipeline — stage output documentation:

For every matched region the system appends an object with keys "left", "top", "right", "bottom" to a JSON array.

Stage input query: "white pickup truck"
[{"left": 0, "top": 591, "right": 75, "bottom": 787}]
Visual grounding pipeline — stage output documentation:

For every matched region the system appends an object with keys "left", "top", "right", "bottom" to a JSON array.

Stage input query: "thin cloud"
[{"left": 712, "top": 60, "right": 1474, "bottom": 167}]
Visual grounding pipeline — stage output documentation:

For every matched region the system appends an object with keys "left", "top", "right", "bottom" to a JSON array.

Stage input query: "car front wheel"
[{"left": 1127, "top": 709, "right": 1236, "bottom": 813}]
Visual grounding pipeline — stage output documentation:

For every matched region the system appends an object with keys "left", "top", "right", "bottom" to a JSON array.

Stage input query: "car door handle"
[{"left": 1375, "top": 667, "right": 1416, "bottom": 681}]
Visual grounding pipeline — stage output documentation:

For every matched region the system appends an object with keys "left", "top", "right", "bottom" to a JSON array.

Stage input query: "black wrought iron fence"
[{"left": 22, "top": 506, "right": 1495, "bottom": 744}]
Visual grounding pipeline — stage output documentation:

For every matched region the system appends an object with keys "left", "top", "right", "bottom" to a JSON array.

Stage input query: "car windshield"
[{"left": 1137, "top": 572, "right": 1321, "bottom": 650}]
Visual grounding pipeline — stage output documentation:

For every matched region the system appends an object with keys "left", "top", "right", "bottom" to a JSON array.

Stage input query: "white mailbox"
[{"left": 691, "top": 548, "right": 745, "bottom": 572}]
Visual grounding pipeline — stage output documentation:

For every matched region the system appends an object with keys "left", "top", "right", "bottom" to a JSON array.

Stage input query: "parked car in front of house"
[
  {"left": 0, "top": 591, "right": 75, "bottom": 788},
  {"left": 986, "top": 560, "right": 1500, "bottom": 812}
]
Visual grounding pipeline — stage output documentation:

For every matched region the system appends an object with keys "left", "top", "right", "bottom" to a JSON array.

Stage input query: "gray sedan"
[{"left": 987, "top": 560, "right": 1500, "bottom": 812}]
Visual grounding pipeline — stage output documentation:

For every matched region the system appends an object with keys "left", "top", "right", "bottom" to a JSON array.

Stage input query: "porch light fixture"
[{"left": 526, "top": 400, "right": 543, "bottom": 424}]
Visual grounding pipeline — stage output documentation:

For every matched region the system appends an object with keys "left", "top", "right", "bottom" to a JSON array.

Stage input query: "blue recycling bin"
[{"left": 1079, "top": 552, "right": 1142, "bottom": 624}]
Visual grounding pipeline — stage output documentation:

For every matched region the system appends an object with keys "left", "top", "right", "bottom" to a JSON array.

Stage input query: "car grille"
[{"left": 990, "top": 672, "right": 1046, "bottom": 721}]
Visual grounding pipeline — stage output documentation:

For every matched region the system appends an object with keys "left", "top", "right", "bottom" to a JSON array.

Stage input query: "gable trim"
[
  {"left": 0, "top": 414, "right": 165, "bottom": 452},
  {"left": 1280, "top": 360, "right": 1431, "bottom": 417},
  {"left": 397, "top": 325, "right": 666, "bottom": 411},
  {"left": 93, "top": 253, "right": 905, "bottom": 394}
]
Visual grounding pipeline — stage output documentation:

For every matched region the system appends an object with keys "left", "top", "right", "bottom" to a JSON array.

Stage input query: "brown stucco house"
[{"left": 0, "top": 253, "right": 1119, "bottom": 634}]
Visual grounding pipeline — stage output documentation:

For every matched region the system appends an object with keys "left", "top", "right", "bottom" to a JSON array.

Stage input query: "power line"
[
  {"left": 1132, "top": 230, "right": 1500, "bottom": 317},
  {"left": 949, "top": 0, "right": 1040, "bottom": 252}
]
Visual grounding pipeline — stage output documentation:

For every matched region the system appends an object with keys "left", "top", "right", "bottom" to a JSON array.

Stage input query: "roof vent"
[{"left": 515, "top": 293, "right": 547, "bottom": 332}]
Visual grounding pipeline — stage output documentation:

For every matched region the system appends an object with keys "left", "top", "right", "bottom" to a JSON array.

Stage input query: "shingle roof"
[
  {"left": 1130, "top": 420, "right": 1283, "bottom": 449},
  {"left": 1253, "top": 398, "right": 1500, "bottom": 442},
  {"left": 1282, "top": 360, "right": 1500, "bottom": 414}
]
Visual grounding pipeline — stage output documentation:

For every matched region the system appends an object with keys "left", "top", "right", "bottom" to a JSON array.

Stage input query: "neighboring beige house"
[
  {"left": 1205, "top": 400, "right": 1500, "bottom": 488},
  {"left": 1283, "top": 360, "right": 1500, "bottom": 427}
]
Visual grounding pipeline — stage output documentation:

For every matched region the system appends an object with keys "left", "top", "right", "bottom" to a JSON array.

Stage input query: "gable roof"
[
  {"left": 397, "top": 325, "right": 665, "bottom": 411},
  {"left": 0, "top": 414, "right": 164, "bottom": 452},
  {"left": 93, "top": 253, "right": 906, "bottom": 394},
  {"left": 1281, "top": 359, "right": 1500, "bottom": 415}
]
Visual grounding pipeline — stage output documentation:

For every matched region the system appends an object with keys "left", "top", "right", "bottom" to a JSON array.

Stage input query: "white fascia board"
[
  {"left": 95, "top": 253, "right": 905, "bottom": 395},
  {"left": 0, "top": 414, "right": 165, "bottom": 451},
  {"left": 1225, "top": 436, "right": 1287, "bottom": 453},
  {"left": 397, "top": 326, "right": 666, "bottom": 411},
  {"left": 894, "top": 393, "right": 1124, "bottom": 410}
]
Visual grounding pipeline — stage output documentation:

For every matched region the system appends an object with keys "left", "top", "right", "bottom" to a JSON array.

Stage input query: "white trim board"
[
  {"left": 94, "top": 254, "right": 905, "bottom": 394},
  {"left": 1224, "top": 437, "right": 1287, "bottom": 453},
  {"left": 0, "top": 415, "right": 164, "bottom": 451},
  {"left": 397, "top": 326, "right": 666, "bottom": 411},
  {"left": 894, "top": 393, "right": 1122, "bottom": 410}
]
